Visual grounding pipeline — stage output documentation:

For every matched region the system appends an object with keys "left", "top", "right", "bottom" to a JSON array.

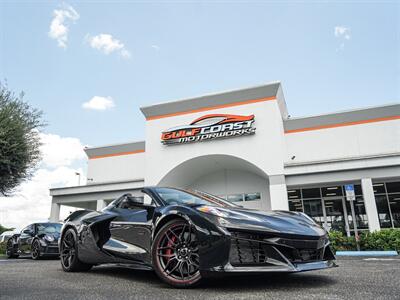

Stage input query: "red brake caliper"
[{"left": 165, "top": 232, "right": 176, "bottom": 262}]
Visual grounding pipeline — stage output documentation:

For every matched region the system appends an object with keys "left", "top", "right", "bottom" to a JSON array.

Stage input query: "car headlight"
[
  {"left": 44, "top": 235, "right": 55, "bottom": 242},
  {"left": 196, "top": 206, "right": 229, "bottom": 218}
]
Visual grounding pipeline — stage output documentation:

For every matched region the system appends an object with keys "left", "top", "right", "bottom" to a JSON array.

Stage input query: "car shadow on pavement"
[
  {"left": 89, "top": 266, "right": 336, "bottom": 291},
  {"left": 200, "top": 273, "right": 337, "bottom": 291}
]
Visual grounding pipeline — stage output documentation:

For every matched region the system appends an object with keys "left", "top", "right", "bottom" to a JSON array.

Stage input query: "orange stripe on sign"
[
  {"left": 146, "top": 96, "right": 276, "bottom": 121},
  {"left": 285, "top": 115, "right": 400, "bottom": 134},
  {"left": 90, "top": 149, "right": 145, "bottom": 159}
]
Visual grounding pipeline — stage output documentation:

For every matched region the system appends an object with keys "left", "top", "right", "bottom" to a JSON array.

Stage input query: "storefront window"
[
  {"left": 288, "top": 199, "right": 303, "bottom": 212},
  {"left": 287, "top": 184, "right": 369, "bottom": 235},
  {"left": 224, "top": 192, "right": 261, "bottom": 203},
  {"left": 373, "top": 183, "right": 386, "bottom": 194},
  {"left": 386, "top": 182, "right": 400, "bottom": 194},
  {"left": 288, "top": 181, "right": 400, "bottom": 232},
  {"left": 303, "top": 199, "right": 324, "bottom": 226},
  {"left": 345, "top": 196, "right": 369, "bottom": 230},
  {"left": 374, "top": 195, "right": 392, "bottom": 228},
  {"left": 244, "top": 192, "right": 260, "bottom": 201},
  {"left": 388, "top": 194, "right": 400, "bottom": 227},
  {"left": 227, "top": 194, "right": 244, "bottom": 202},
  {"left": 287, "top": 189, "right": 301, "bottom": 199},
  {"left": 373, "top": 181, "right": 400, "bottom": 228},
  {"left": 321, "top": 186, "right": 343, "bottom": 197},
  {"left": 324, "top": 198, "right": 346, "bottom": 232},
  {"left": 302, "top": 188, "right": 321, "bottom": 199}
]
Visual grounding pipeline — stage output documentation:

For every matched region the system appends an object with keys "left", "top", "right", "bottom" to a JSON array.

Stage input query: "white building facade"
[{"left": 50, "top": 82, "right": 400, "bottom": 235}]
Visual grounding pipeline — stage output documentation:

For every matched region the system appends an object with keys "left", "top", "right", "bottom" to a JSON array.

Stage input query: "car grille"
[
  {"left": 229, "top": 231, "right": 326, "bottom": 266},
  {"left": 46, "top": 247, "right": 59, "bottom": 254}
]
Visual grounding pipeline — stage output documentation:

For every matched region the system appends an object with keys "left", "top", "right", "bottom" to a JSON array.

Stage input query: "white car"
[{"left": 0, "top": 231, "right": 16, "bottom": 243}]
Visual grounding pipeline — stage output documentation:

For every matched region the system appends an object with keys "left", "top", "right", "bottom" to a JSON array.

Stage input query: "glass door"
[
  {"left": 323, "top": 197, "right": 348, "bottom": 234},
  {"left": 303, "top": 199, "right": 325, "bottom": 227}
]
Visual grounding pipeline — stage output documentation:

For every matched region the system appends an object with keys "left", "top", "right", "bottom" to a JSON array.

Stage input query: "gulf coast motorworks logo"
[{"left": 161, "top": 114, "right": 256, "bottom": 145}]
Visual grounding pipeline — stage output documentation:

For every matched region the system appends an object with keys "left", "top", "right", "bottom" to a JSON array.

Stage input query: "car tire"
[
  {"left": 31, "top": 239, "right": 41, "bottom": 260},
  {"left": 152, "top": 219, "right": 202, "bottom": 288},
  {"left": 60, "top": 228, "right": 93, "bottom": 272},
  {"left": 6, "top": 238, "right": 19, "bottom": 259}
]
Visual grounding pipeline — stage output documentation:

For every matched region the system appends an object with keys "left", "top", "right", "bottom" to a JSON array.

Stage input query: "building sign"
[
  {"left": 161, "top": 114, "right": 256, "bottom": 145},
  {"left": 345, "top": 184, "right": 356, "bottom": 201}
]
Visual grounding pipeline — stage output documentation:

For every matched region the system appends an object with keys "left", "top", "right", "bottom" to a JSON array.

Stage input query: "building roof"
[
  {"left": 284, "top": 103, "right": 400, "bottom": 133},
  {"left": 84, "top": 141, "right": 145, "bottom": 159},
  {"left": 140, "top": 81, "right": 287, "bottom": 120}
]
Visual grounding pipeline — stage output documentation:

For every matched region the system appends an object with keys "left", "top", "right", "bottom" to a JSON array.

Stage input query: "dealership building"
[{"left": 50, "top": 82, "right": 400, "bottom": 235}]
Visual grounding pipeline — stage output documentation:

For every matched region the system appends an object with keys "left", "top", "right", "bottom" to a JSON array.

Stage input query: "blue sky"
[{"left": 1, "top": 1, "right": 399, "bottom": 147}]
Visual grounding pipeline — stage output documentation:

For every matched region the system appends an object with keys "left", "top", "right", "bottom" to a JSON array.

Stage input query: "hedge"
[
  {"left": 0, "top": 242, "right": 6, "bottom": 255},
  {"left": 329, "top": 229, "right": 400, "bottom": 252}
]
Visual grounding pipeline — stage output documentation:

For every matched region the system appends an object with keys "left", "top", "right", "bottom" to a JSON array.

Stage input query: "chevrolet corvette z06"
[{"left": 59, "top": 187, "right": 336, "bottom": 288}]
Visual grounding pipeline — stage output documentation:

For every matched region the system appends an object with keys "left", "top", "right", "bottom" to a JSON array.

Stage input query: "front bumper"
[
  {"left": 40, "top": 241, "right": 60, "bottom": 256},
  {"left": 209, "top": 260, "right": 337, "bottom": 273},
  {"left": 201, "top": 229, "right": 337, "bottom": 273}
]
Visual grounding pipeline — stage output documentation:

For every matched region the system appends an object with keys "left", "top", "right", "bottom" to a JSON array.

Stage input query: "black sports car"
[
  {"left": 60, "top": 187, "right": 336, "bottom": 287},
  {"left": 6, "top": 222, "right": 62, "bottom": 259}
]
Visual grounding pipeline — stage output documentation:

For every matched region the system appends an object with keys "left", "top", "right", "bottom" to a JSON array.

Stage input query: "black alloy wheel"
[
  {"left": 31, "top": 240, "right": 41, "bottom": 260},
  {"left": 6, "top": 239, "right": 18, "bottom": 259},
  {"left": 60, "top": 228, "right": 92, "bottom": 272},
  {"left": 152, "top": 220, "right": 201, "bottom": 288}
]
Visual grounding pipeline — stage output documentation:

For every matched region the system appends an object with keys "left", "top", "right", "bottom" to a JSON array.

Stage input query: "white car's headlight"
[{"left": 44, "top": 235, "right": 55, "bottom": 242}]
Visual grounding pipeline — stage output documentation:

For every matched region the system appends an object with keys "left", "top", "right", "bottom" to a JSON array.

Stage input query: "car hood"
[{"left": 206, "top": 206, "right": 326, "bottom": 238}]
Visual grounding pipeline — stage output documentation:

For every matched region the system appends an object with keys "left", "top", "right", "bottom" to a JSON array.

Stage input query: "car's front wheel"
[
  {"left": 152, "top": 219, "right": 202, "bottom": 288},
  {"left": 31, "top": 240, "right": 41, "bottom": 260},
  {"left": 60, "top": 228, "right": 92, "bottom": 272},
  {"left": 6, "top": 239, "right": 19, "bottom": 259}
]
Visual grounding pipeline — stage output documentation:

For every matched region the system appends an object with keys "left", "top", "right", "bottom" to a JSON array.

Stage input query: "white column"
[
  {"left": 96, "top": 199, "right": 107, "bottom": 211},
  {"left": 269, "top": 175, "right": 289, "bottom": 211},
  {"left": 361, "top": 178, "right": 381, "bottom": 232},
  {"left": 49, "top": 202, "right": 61, "bottom": 222}
]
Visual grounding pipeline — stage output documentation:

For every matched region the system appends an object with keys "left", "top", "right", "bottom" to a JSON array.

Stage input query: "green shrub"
[
  {"left": 360, "top": 229, "right": 400, "bottom": 251},
  {"left": 328, "top": 230, "right": 356, "bottom": 252},
  {"left": 328, "top": 229, "right": 400, "bottom": 252},
  {"left": 0, "top": 242, "right": 6, "bottom": 255}
]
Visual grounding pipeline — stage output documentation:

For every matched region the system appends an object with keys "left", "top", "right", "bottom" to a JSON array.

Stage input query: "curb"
[{"left": 335, "top": 250, "right": 398, "bottom": 257}]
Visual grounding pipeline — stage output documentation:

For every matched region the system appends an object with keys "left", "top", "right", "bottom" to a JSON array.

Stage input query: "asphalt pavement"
[{"left": 1, "top": 257, "right": 400, "bottom": 300}]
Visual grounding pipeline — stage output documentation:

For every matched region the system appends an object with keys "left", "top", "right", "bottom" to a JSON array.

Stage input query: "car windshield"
[
  {"left": 37, "top": 223, "right": 62, "bottom": 235},
  {"left": 154, "top": 187, "right": 236, "bottom": 208}
]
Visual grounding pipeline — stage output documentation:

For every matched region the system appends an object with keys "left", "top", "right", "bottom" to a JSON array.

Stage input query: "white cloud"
[
  {"left": 334, "top": 26, "right": 351, "bottom": 51},
  {"left": 40, "top": 133, "right": 87, "bottom": 168},
  {"left": 87, "top": 34, "right": 131, "bottom": 58},
  {"left": 334, "top": 26, "right": 351, "bottom": 40},
  {"left": 48, "top": 3, "right": 79, "bottom": 48},
  {"left": 0, "top": 133, "right": 87, "bottom": 230},
  {"left": 151, "top": 45, "right": 160, "bottom": 51},
  {"left": 82, "top": 96, "right": 115, "bottom": 111}
]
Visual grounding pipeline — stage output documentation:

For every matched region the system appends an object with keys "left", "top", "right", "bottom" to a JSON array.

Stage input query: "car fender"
[{"left": 152, "top": 205, "right": 231, "bottom": 270}]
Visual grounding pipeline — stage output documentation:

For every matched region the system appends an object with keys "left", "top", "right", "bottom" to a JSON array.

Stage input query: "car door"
[
  {"left": 19, "top": 225, "right": 35, "bottom": 255},
  {"left": 108, "top": 194, "right": 156, "bottom": 262}
]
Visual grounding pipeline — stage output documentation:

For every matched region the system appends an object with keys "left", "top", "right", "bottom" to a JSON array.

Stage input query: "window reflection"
[
  {"left": 287, "top": 180, "right": 400, "bottom": 232},
  {"left": 345, "top": 196, "right": 369, "bottom": 230},
  {"left": 388, "top": 194, "right": 400, "bottom": 227},
  {"left": 303, "top": 199, "right": 324, "bottom": 226},
  {"left": 324, "top": 199, "right": 346, "bottom": 232}
]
